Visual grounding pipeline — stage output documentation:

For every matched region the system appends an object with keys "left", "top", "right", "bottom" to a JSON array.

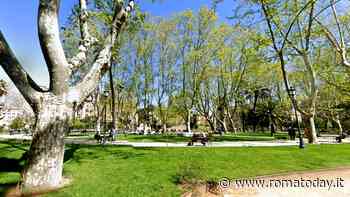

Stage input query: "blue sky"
[{"left": 0, "top": 0, "right": 234, "bottom": 87}]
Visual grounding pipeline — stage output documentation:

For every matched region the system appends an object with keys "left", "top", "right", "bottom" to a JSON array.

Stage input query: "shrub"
[
  {"left": 9, "top": 117, "right": 25, "bottom": 130},
  {"left": 174, "top": 161, "right": 204, "bottom": 186},
  {"left": 70, "top": 119, "right": 86, "bottom": 129}
]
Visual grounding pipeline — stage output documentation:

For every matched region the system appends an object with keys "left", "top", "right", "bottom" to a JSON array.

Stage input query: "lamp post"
[
  {"left": 288, "top": 86, "right": 305, "bottom": 149},
  {"left": 103, "top": 90, "right": 110, "bottom": 133}
]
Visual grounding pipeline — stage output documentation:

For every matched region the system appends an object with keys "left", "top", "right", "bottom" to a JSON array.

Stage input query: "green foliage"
[
  {"left": 0, "top": 126, "right": 5, "bottom": 133},
  {"left": 174, "top": 161, "right": 204, "bottom": 185},
  {"left": 61, "top": 0, "right": 350, "bottom": 132},
  {"left": 9, "top": 117, "right": 25, "bottom": 130},
  {"left": 70, "top": 119, "right": 87, "bottom": 129}
]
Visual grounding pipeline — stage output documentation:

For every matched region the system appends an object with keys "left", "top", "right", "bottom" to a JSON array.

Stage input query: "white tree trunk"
[
  {"left": 22, "top": 102, "right": 70, "bottom": 190},
  {"left": 335, "top": 118, "right": 343, "bottom": 136},
  {"left": 162, "top": 124, "right": 167, "bottom": 133},
  {"left": 96, "top": 116, "right": 101, "bottom": 135},
  {"left": 22, "top": 122, "right": 66, "bottom": 190},
  {"left": 0, "top": 0, "right": 136, "bottom": 193},
  {"left": 222, "top": 120, "right": 228, "bottom": 133},
  {"left": 309, "top": 116, "right": 318, "bottom": 143},
  {"left": 187, "top": 109, "right": 191, "bottom": 133}
]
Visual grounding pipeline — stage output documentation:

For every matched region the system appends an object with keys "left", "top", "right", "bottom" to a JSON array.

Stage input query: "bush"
[
  {"left": 274, "top": 133, "right": 288, "bottom": 140},
  {"left": 9, "top": 117, "right": 25, "bottom": 130},
  {"left": 174, "top": 161, "right": 204, "bottom": 185},
  {"left": 70, "top": 119, "right": 87, "bottom": 129}
]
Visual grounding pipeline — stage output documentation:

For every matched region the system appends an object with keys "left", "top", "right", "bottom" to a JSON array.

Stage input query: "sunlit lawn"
[{"left": 1, "top": 141, "right": 350, "bottom": 196}]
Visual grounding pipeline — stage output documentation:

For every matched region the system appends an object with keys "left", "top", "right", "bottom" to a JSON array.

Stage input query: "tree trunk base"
[
  {"left": 307, "top": 116, "right": 318, "bottom": 144},
  {"left": 21, "top": 119, "right": 68, "bottom": 192}
]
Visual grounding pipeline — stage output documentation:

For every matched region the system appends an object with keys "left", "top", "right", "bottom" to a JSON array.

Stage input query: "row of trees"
[
  {"left": 80, "top": 7, "right": 289, "bottom": 134},
  {"left": 72, "top": 2, "right": 350, "bottom": 143}
]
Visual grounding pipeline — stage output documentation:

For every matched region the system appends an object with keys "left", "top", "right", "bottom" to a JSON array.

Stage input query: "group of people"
[{"left": 94, "top": 128, "right": 117, "bottom": 144}]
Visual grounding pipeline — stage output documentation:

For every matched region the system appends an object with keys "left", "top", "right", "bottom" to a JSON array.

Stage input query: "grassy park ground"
[{"left": 1, "top": 140, "right": 350, "bottom": 196}]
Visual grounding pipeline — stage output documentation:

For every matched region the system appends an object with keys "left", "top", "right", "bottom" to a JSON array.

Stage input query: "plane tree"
[{"left": 0, "top": 0, "right": 135, "bottom": 190}]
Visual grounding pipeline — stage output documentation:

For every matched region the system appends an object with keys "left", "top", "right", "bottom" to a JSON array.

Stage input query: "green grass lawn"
[{"left": 1, "top": 141, "right": 350, "bottom": 196}]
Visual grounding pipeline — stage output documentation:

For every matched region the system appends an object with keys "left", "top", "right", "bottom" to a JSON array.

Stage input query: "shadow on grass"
[
  {"left": 64, "top": 144, "right": 81, "bottom": 163},
  {"left": 110, "top": 151, "right": 146, "bottom": 159},
  {"left": 0, "top": 182, "right": 19, "bottom": 197},
  {"left": 0, "top": 158, "right": 23, "bottom": 173},
  {"left": 0, "top": 156, "right": 22, "bottom": 197},
  {"left": 0, "top": 141, "right": 28, "bottom": 173},
  {"left": 64, "top": 144, "right": 147, "bottom": 163}
]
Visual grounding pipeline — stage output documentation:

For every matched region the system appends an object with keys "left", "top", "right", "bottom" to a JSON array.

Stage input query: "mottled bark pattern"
[
  {"left": 22, "top": 94, "right": 71, "bottom": 189},
  {"left": 22, "top": 117, "right": 68, "bottom": 189}
]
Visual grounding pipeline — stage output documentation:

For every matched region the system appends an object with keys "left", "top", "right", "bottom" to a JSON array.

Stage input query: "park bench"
[
  {"left": 336, "top": 132, "right": 348, "bottom": 143},
  {"left": 94, "top": 132, "right": 116, "bottom": 144},
  {"left": 187, "top": 133, "right": 208, "bottom": 146}
]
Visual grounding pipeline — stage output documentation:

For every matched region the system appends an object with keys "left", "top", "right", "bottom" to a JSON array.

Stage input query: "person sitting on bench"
[
  {"left": 336, "top": 132, "right": 348, "bottom": 143},
  {"left": 188, "top": 132, "right": 208, "bottom": 146}
]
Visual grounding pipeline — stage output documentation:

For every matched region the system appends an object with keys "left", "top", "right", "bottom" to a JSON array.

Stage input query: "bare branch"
[
  {"left": 315, "top": 19, "right": 341, "bottom": 51},
  {"left": 68, "top": 0, "right": 98, "bottom": 71},
  {"left": 315, "top": 18, "right": 350, "bottom": 68},
  {"left": 38, "top": 0, "right": 70, "bottom": 95},
  {"left": 329, "top": 0, "right": 350, "bottom": 68},
  {"left": 281, "top": 0, "right": 316, "bottom": 50},
  {"left": 69, "top": 0, "right": 135, "bottom": 105},
  {"left": 305, "top": 1, "right": 315, "bottom": 51},
  {"left": 259, "top": 1, "right": 280, "bottom": 53},
  {"left": 0, "top": 32, "right": 42, "bottom": 113}
]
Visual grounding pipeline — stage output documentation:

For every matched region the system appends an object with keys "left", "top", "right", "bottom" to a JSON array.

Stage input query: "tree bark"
[
  {"left": 109, "top": 61, "right": 117, "bottom": 130},
  {"left": 22, "top": 100, "right": 70, "bottom": 190},
  {"left": 22, "top": 120, "right": 67, "bottom": 190},
  {"left": 308, "top": 116, "right": 318, "bottom": 143},
  {"left": 186, "top": 109, "right": 191, "bottom": 133},
  {"left": 162, "top": 124, "right": 167, "bottom": 133},
  {"left": 333, "top": 116, "right": 343, "bottom": 136},
  {"left": 0, "top": 0, "right": 135, "bottom": 192}
]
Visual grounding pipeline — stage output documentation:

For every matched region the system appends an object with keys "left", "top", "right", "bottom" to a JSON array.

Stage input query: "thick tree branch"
[
  {"left": 0, "top": 32, "right": 42, "bottom": 113},
  {"left": 315, "top": 19, "right": 341, "bottom": 52},
  {"left": 329, "top": 0, "right": 350, "bottom": 68},
  {"left": 69, "top": 0, "right": 135, "bottom": 105},
  {"left": 315, "top": 18, "right": 350, "bottom": 68},
  {"left": 68, "top": 0, "right": 98, "bottom": 71},
  {"left": 38, "top": 0, "right": 70, "bottom": 95}
]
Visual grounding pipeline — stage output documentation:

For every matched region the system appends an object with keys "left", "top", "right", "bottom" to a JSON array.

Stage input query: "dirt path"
[{"left": 184, "top": 167, "right": 350, "bottom": 197}]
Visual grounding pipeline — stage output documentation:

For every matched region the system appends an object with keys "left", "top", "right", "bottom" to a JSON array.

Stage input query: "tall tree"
[
  {"left": 0, "top": 0, "right": 135, "bottom": 190},
  {"left": 258, "top": 0, "right": 319, "bottom": 143}
]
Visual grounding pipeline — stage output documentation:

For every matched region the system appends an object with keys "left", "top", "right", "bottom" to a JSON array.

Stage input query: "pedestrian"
[
  {"left": 110, "top": 128, "right": 116, "bottom": 141},
  {"left": 288, "top": 126, "right": 296, "bottom": 140}
]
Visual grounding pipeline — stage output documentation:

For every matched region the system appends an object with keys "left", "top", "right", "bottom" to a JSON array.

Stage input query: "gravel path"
[
  {"left": 1, "top": 134, "right": 349, "bottom": 148},
  {"left": 222, "top": 168, "right": 350, "bottom": 197}
]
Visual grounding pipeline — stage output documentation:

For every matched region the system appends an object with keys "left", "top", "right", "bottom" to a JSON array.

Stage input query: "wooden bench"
[
  {"left": 336, "top": 133, "right": 348, "bottom": 143},
  {"left": 187, "top": 133, "right": 208, "bottom": 146},
  {"left": 94, "top": 133, "right": 114, "bottom": 144}
]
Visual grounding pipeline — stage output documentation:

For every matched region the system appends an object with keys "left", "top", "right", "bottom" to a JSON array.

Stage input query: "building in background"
[{"left": 0, "top": 82, "right": 34, "bottom": 128}]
